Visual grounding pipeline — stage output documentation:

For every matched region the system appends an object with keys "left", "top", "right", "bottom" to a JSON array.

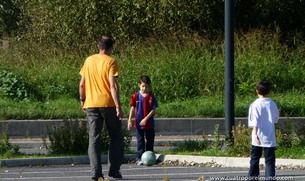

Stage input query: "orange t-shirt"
[{"left": 80, "top": 54, "right": 119, "bottom": 108}]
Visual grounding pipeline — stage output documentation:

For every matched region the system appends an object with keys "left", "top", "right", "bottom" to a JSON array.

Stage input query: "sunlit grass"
[
  {"left": 157, "top": 142, "right": 305, "bottom": 159},
  {"left": 1, "top": 30, "right": 305, "bottom": 119},
  {"left": 1, "top": 91, "right": 305, "bottom": 119}
]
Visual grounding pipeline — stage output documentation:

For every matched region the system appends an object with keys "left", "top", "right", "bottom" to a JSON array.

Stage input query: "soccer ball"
[{"left": 141, "top": 151, "right": 156, "bottom": 166}]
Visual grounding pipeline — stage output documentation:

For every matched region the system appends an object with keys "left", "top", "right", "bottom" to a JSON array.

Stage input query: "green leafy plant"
[
  {"left": 45, "top": 119, "right": 89, "bottom": 155},
  {"left": 236, "top": 80, "right": 256, "bottom": 96},
  {"left": 45, "top": 119, "right": 131, "bottom": 155},
  {"left": 0, "top": 70, "right": 29, "bottom": 101},
  {"left": 163, "top": 176, "right": 170, "bottom": 181},
  {"left": 100, "top": 127, "right": 132, "bottom": 153},
  {"left": 212, "top": 124, "right": 222, "bottom": 150},
  {"left": 122, "top": 127, "right": 132, "bottom": 152},
  {"left": 276, "top": 119, "right": 303, "bottom": 148},
  {"left": 170, "top": 138, "right": 210, "bottom": 153},
  {"left": 226, "top": 122, "right": 251, "bottom": 157},
  {"left": 0, "top": 133, "right": 20, "bottom": 158}
]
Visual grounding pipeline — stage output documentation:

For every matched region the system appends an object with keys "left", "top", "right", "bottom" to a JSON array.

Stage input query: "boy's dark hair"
[
  {"left": 139, "top": 75, "right": 151, "bottom": 85},
  {"left": 98, "top": 36, "right": 115, "bottom": 51},
  {"left": 256, "top": 80, "right": 272, "bottom": 95}
]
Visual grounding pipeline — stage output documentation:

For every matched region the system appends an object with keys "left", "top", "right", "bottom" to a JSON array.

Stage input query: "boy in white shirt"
[{"left": 248, "top": 80, "right": 279, "bottom": 181}]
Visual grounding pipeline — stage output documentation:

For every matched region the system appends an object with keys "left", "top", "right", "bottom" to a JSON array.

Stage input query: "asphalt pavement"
[{"left": 1, "top": 163, "right": 304, "bottom": 181}]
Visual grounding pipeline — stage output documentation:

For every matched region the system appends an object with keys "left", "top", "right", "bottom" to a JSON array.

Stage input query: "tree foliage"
[{"left": 1, "top": 0, "right": 305, "bottom": 49}]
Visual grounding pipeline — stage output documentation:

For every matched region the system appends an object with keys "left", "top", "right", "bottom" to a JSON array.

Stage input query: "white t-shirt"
[{"left": 248, "top": 97, "right": 279, "bottom": 147}]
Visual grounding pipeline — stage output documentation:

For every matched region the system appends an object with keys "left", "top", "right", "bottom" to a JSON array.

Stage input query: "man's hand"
[
  {"left": 116, "top": 107, "right": 123, "bottom": 119},
  {"left": 80, "top": 101, "right": 86, "bottom": 112}
]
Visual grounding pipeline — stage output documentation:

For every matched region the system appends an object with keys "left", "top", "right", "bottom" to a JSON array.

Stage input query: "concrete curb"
[
  {"left": 2, "top": 117, "right": 305, "bottom": 138},
  {"left": 1, "top": 154, "right": 305, "bottom": 169},
  {"left": 157, "top": 155, "right": 305, "bottom": 169},
  {"left": 0, "top": 154, "right": 137, "bottom": 167},
  {"left": 159, "top": 155, "right": 251, "bottom": 168}
]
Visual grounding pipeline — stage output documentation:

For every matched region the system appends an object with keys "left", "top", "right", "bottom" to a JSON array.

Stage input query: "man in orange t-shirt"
[{"left": 79, "top": 36, "right": 124, "bottom": 181}]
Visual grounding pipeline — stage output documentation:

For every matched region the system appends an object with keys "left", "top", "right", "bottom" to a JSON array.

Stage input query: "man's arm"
[
  {"left": 79, "top": 76, "right": 86, "bottom": 111},
  {"left": 109, "top": 76, "right": 123, "bottom": 119}
]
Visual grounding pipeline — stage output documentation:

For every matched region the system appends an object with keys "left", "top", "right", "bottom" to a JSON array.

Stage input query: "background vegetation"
[
  {"left": 3, "top": 120, "right": 305, "bottom": 159},
  {"left": 1, "top": 0, "right": 305, "bottom": 161},
  {"left": 162, "top": 121, "right": 305, "bottom": 159},
  {"left": 1, "top": 0, "right": 305, "bottom": 120}
]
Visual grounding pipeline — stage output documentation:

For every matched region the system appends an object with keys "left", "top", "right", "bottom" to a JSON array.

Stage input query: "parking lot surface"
[{"left": 1, "top": 164, "right": 304, "bottom": 181}]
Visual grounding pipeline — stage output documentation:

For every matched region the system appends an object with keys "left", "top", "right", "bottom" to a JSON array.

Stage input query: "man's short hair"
[{"left": 98, "top": 36, "right": 115, "bottom": 51}]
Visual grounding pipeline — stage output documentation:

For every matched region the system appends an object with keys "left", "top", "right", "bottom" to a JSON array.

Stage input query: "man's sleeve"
[
  {"left": 79, "top": 63, "right": 85, "bottom": 76},
  {"left": 109, "top": 59, "right": 119, "bottom": 77}
]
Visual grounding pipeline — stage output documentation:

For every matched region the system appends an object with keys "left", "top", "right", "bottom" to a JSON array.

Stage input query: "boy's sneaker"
[{"left": 136, "top": 160, "right": 144, "bottom": 165}]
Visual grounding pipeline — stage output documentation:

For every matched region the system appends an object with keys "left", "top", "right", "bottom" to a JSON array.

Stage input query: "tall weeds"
[{"left": 1, "top": 30, "right": 305, "bottom": 119}]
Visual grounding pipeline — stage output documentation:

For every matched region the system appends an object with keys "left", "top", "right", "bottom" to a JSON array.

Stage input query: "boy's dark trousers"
[
  {"left": 248, "top": 145, "right": 276, "bottom": 181},
  {"left": 136, "top": 128, "right": 155, "bottom": 160}
]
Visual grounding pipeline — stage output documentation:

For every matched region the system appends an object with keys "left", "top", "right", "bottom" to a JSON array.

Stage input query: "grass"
[
  {"left": 1, "top": 91, "right": 305, "bottom": 120},
  {"left": 157, "top": 146, "right": 305, "bottom": 159},
  {"left": 1, "top": 30, "right": 305, "bottom": 120}
]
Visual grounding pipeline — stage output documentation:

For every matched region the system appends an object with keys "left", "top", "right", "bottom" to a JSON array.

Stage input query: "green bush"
[
  {"left": 46, "top": 119, "right": 88, "bottom": 155},
  {"left": 100, "top": 127, "right": 132, "bottom": 153},
  {"left": 45, "top": 119, "right": 132, "bottom": 155},
  {"left": 166, "top": 121, "right": 305, "bottom": 158},
  {"left": 276, "top": 119, "right": 305, "bottom": 148},
  {"left": 0, "top": 70, "right": 29, "bottom": 101},
  {"left": 170, "top": 139, "right": 210, "bottom": 153},
  {"left": 0, "top": 133, "right": 20, "bottom": 158},
  {"left": 212, "top": 124, "right": 222, "bottom": 150},
  {"left": 224, "top": 121, "right": 305, "bottom": 158},
  {"left": 226, "top": 122, "right": 251, "bottom": 157}
]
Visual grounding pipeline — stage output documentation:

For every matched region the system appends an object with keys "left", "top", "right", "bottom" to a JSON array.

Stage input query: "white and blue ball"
[{"left": 141, "top": 151, "right": 156, "bottom": 166}]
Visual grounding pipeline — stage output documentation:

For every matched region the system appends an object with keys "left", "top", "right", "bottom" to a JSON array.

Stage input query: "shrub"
[
  {"left": 212, "top": 124, "right": 222, "bottom": 150},
  {"left": 225, "top": 120, "right": 305, "bottom": 158},
  {"left": 100, "top": 127, "right": 132, "bottom": 153},
  {"left": 0, "top": 132, "right": 20, "bottom": 158},
  {"left": 276, "top": 119, "right": 304, "bottom": 148},
  {"left": 45, "top": 119, "right": 88, "bottom": 155},
  {"left": 0, "top": 70, "right": 29, "bottom": 101},
  {"left": 45, "top": 119, "right": 132, "bottom": 155},
  {"left": 226, "top": 122, "right": 251, "bottom": 157},
  {"left": 122, "top": 127, "right": 132, "bottom": 152},
  {"left": 170, "top": 138, "right": 210, "bottom": 152}
]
